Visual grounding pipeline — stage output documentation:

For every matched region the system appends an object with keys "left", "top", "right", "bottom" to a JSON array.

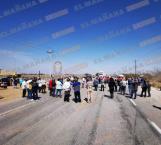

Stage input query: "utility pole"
[
  {"left": 135, "top": 59, "right": 137, "bottom": 77},
  {"left": 38, "top": 70, "right": 41, "bottom": 78}
]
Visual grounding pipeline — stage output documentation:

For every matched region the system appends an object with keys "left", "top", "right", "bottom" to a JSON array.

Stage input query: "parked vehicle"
[{"left": 0, "top": 78, "right": 8, "bottom": 88}]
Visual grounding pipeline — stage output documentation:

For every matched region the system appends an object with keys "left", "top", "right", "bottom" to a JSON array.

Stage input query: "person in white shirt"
[
  {"left": 82, "top": 77, "right": 86, "bottom": 88},
  {"left": 41, "top": 80, "right": 47, "bottom": 93},
  {"left": 120, "top": 79, "right": 127, "bottom": 95},
  {"left": 63, "top": 78, "right": 71, "bottom": 102},
  {"left": 37, "top": 79, "right": 42, "bottom": 93},
  {"left": 56, "top": 79, "right": 63, "bottom": 97},
  {"left": 86, "top": 79, "right": 93, "bottom": 103}
]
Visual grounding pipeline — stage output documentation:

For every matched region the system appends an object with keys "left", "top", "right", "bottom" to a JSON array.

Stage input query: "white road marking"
[
  {"left": 0, "top": 102, "right": 35, "bottom": 117},
  {"left": 129, "top": 99, "right": 137, "bottom": 106},
  {"left": 148, "top": 119, "right": 161, "bottom": 135}
]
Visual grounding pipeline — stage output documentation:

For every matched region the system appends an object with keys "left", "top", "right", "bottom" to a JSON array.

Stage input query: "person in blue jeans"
[
  {"left": 73, "top": 78, "right": 81, "bottom": 103},
  {"left": 93, "top": 78, "right": 99, "bottom": 91},
  {"left": 56, "top": 79, "right": 63, "bottom": 97}
]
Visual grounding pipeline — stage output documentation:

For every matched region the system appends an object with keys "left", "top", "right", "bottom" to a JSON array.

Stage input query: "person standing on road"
[
  {"left": 32, "top": 78, "right": 39, "bottom": 100},
  {"left": 38, "top": 79, "right": 42, "bottom": 93},
  {"left": 146, "top": 81, "right": 151, "bottom": 97},
  {"left": 52, "top": 79, "right": 56, "bottom": 97},
  {"left": 56, "top": 78, "right": 63, "bottom": 97},
  {"left": 120, "top": 80, "right": 123, "bottom": 94},
  {"left": 128, "top": 78, "right": 132, "bottom": 95},
  {"left": 21, "top": 79, "right": 27, "bottom": 97},
  {"left": 73, "top": 77, "right": 81, "bottom": 103},
  {"left": 13, "top": 78, "right": 18, "bottom": 88},
  {"left": 130, "top": 79, "right": 138, "bottom": 99},
  {"left": 114, "top": 79, "right": 118, "bottom": 92},
  {"left": 49, "top": 78, "right": 53, "bottom": 96},
  {"left": 93, "top": 78, "right": 99, "bottom": 91},
  {"left": 117, "top": 79, "right": 121, "bottom": 92},
  {"left": 108, "top": 78, "right": 116, "bottom": 98},
  {"left": 27, "top": 80, "right": 33, "bottom": 100},
  {"left": 140, "top": 79, "right": 147, "bottom": 97},
  {"left": 100, "top": 79, "right": 105, "bottom": 91},
  {"left": 41, "top": 80, "right": 47, "bottom": 93},
  {"left": 19, "top": 78, "right": 23, "bottom": 88},
  {"left": 63, "top": 78, "right": 71, "bottom": 102},
  {"left": 82, "top": 77, "right": 86, "bottom": 88},
  {"left": 120, "top": 79, "right": 127, "bottom": 95},
  {"left": 86, "top": 78, "right": 93, "bottom": 103}
]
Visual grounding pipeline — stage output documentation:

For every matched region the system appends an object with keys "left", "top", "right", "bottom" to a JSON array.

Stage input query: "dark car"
[{"left": 0, "top": 78, "right": 8, "bottom": 89}]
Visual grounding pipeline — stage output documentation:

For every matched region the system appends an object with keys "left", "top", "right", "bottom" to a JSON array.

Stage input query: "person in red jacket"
[{"left": 49, "top": 79, "right": 53, "bottom": 96}]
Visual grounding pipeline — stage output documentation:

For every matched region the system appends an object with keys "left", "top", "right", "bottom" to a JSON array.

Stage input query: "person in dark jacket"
[
  {"left": 140, "top": 79, "right": 147, "bottom": 97},
  {"left": 52, "top": 79, "right": 56, "bottom": 97},
  {"left": 131, "top": 79, "right": 138, "bottom": 99},
  {"left": 93, "top": 78, "right": 99, "bottom": 91},
  {"left": 108, "top": 78, "right": 116, "bottom": 98},
  {"left": 128, "top": 78, "right": 132, "bottom": 95},
  {"left": 32, "top": 78, "right": 39, "bottom": 100},
  {"left": 146, "top": 81, "right": 151, "bottom": 97},
  {"left": 73, "top": 78, "right": 81, "bottom": 103},
  {"left": 114, "top": 79, "right": 117, "bottom": 92},
  {"left": 13, "top": 78, "right": 18, "bottom": 88}
]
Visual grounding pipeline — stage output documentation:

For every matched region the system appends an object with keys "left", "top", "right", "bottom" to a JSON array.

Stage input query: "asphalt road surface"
[{"left": 0, "top": 87, "right": 161, "bottom": 145}]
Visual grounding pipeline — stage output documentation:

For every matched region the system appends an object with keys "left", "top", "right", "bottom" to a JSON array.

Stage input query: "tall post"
[
  {"left": 39, "top": 70, "right": 40, "bottom": 78},
  {"left": 135, "top": 60, "right": 137, "bottom": 77}
]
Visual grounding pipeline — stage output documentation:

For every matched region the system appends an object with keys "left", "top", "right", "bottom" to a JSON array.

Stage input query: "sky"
[{"left": 0, "top": 0, "right": 161, "bottom": 75}]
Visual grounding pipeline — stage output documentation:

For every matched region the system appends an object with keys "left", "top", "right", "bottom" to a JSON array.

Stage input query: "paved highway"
[{"left": 0, "top": 87, "right": 161, "bottom": 145}]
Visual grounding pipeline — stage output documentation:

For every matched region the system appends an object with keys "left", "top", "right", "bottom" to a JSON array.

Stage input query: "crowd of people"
[
  {"left": 16, "top": 75, "right": 152, "bottom": 102},
  {"left": 20, "top": 78, "right": 47, "bottom": 100},
  {"left": 107, "top": 77, "right": 151, "bottom": 99},
  {"left": 19, "top": 76, "right": 99, "bottom": 103},
  {"left": 48, "top": 77, "right": 87, "bottom": 103}
]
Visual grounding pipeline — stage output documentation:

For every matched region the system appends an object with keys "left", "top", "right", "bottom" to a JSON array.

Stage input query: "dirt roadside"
[{"left": 0, "top": 86, "right": 22, "bottom": 103}]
